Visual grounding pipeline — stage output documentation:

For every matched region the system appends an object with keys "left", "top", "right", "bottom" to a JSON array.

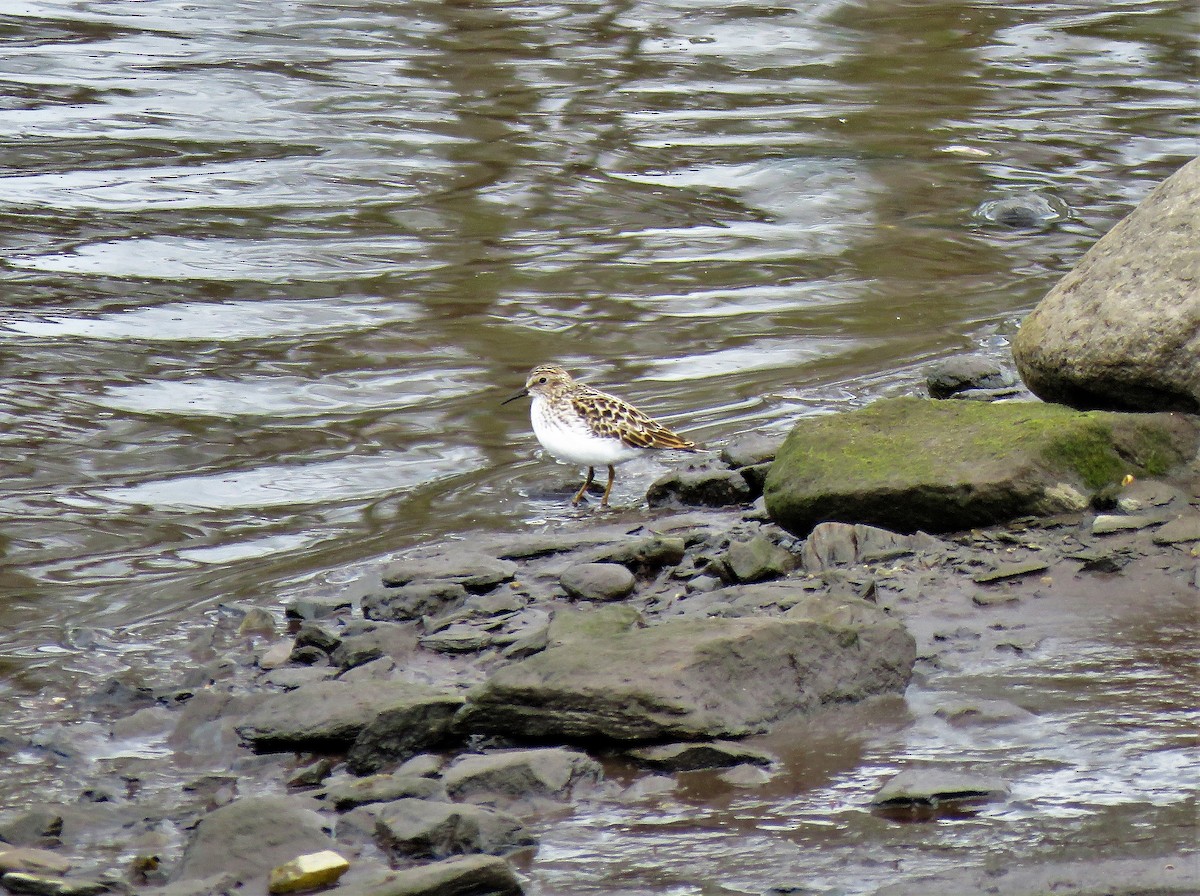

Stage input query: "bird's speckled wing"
[{"left": 571, "top": 385, "right": 696, "bottom": 451}]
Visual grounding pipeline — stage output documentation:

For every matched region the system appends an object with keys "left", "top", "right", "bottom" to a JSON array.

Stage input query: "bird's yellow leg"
[
  {"left": 601, "top": 465, "right": 616, "bottom": 508},
  {"left": 572, "top": 467, "right": 595, "bottom": 505}
]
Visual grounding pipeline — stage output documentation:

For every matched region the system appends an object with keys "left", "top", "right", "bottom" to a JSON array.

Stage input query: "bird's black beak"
[{"left": 501, "top": 387, "right": 528, "bottom": 406}]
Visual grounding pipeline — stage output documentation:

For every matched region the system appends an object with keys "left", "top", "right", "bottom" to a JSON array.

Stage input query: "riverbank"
[{"left": 1, "top": 439, "right": 1196, "bottom": 896}]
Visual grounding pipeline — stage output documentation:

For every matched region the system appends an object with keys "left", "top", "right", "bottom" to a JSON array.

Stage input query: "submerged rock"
[
  {"left": 626, "top": 740, "right": 777, "bottom": 772},
  {"left": 457, "top": 594, "right": 914, "bottom": 743},
  {"left": 764, "top": 397, "right": 1199, "bottom": 536},
  {"left": 1013, "top": 156, "right": 1200, "bottom": 412},
  {"left": 363, "top": 582, "right": 469, "bottom": 622}
]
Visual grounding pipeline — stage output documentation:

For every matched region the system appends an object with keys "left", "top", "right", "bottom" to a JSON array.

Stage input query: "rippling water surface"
[{"left": 1, "top": 0, "right": 1197, "bottom": 890}]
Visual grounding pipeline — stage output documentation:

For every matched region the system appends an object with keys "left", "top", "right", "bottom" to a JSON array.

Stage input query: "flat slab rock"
[
  {"left": 764, "top": 397, "right": 1199, "bottom": 536},
  {"left": 236, "top": 679, "right": 463, "bottom": 756},
  {"left": 456, "top": 591, "right": 915, "bottom": 743}
]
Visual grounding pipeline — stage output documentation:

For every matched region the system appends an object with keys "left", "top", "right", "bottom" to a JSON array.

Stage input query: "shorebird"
[{"left": 503, "top": 364, "right": 696, "bottom": 507}]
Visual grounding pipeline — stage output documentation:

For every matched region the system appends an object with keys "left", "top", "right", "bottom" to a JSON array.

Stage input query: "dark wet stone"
[
  {"left": 330, "top": 622, "right": 414, "bottom": 670},
  {"left": 319, "top": 774, "right": 446, "bottom": 810},
  {"left": 646, "top": 464, "right": 754, "bottom": 508},
  {"left": 238, "top": 679, "right": 461, "bottom": 754},
  {"left": 346, "top": 695, "right": 465, "bottom": 776},
  {"left": 926, "top": 355, "right": 1016, "bottom": 399},
  {"left": 724, "top": 535, "right": 795, "bottom": 584},
  {"left": 294, "top": 622, "right": 341, "bottom": 654},
  {"left": 374, "top": 799, "right": 533, "bottom": 860},
  {"left": 284, "top": 595, "right": 353, "bottom": 621},
  {"left": 560, "top": 563, "right": 635, "bottom": 602},
  {"left": 626, "top": 741, "right": 777, "bottom": 772},
  {"left": 288, "top": 645, "right": 329, "bottom": 666},
  {"left": 585, "top": 535, "right": 686, "bottom": 573},
  {"left": 329, "top": 855, "right": 523, "bottom": 896},
  {"left": 442, "top": 748, "right": 602, "bottom": 803},
  {"left": 720, "top": 433, "right": 786, "bottom": 469},
  {"left": 417, "top": 626, "right": 493, "bottom": 655},
  {"left": 362, "top": 582, "right": 469, "bottom": 622},
  {"left": 381, "top": 554, "right": 517, "bottom": 594},
  {"left": 171, "top": 796, "right": 333, "bottom": 886},
  {"left": 738, "top": 463, "right": 772, "bottom": 498}
]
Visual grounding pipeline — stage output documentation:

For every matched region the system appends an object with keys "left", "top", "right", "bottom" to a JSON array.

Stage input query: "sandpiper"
[{"left": 503, "top": 364, "right": 696, "bottom": 507}]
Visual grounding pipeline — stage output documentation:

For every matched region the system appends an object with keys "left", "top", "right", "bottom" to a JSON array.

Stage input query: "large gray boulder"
[
  {"left": 763, "top": 397, "right": 1199, "bottom": 536},
  {"left": 456, "top": 592, "right": 914, "bottom": 743},
  {"left": 1013, "top": 157, "right": 1200, "bottom": 412}
]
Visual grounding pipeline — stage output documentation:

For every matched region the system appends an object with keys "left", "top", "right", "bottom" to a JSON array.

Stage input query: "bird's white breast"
[{"left": 530, "top": 396, "right": 641, "bottom": 467}]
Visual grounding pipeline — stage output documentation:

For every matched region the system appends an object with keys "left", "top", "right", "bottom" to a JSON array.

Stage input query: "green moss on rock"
[{"left": 763, "top": 398, "right": 1198, "bottom": 536}]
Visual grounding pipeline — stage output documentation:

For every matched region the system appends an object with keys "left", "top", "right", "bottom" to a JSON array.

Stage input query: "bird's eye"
[{"left": 538, "top": 376, "right": 547, "bottom": 384}]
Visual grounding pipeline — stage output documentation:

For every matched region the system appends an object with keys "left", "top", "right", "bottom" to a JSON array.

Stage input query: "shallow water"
[{"left": 0, "top": 0, "right": 1197, "bottom": 889}]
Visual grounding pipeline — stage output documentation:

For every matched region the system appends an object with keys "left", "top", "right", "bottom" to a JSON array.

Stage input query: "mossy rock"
[{"left": 763, "top": 398, "right": 1198, "bottom": 536}]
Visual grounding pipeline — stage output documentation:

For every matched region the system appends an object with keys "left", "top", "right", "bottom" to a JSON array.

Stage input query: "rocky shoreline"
[{"left": 1, "top": 409, "right": 1197, "bottom": 895}]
